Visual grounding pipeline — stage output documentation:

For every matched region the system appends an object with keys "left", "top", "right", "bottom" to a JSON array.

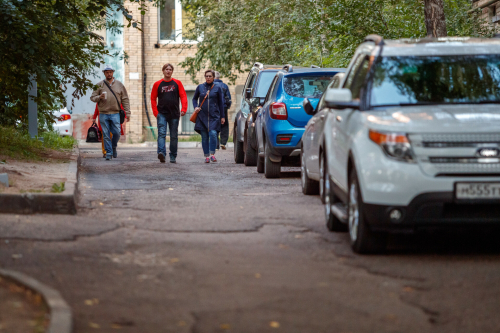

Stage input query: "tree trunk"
[{"left": 424, "top": 0, "right": 447, "bottom": 37}]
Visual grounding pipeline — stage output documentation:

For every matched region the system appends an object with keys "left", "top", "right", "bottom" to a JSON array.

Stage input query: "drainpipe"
[{"left": 142, "top": 9, "right": 156, "bottom": 139}]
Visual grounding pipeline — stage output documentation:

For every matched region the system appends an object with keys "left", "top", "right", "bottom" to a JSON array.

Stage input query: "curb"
[
  {"left": 0, "top": 147, "right": 80, "bottom": 215},
  {"left": 0, "top": 269, "right": 72, "bottom": 333}
]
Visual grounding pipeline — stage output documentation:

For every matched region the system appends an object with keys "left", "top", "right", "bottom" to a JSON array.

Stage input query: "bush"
[{"left": 0, "top": 126, "right": 76, "bottom": 160}]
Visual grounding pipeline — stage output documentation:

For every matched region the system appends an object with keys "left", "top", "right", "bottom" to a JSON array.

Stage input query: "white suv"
[{"left": 305, "top": 35, "right": 500, "bottom": 253}]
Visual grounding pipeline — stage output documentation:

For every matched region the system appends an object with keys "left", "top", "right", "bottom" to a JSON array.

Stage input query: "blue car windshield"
[
  {"left": 284, "top": 75, "right": 333, "bottom": 98},
  {"left": 371, "top": 55, "right": 500, "bottom": 106},
  {"left": 254, "top": 72, "right": 277, "bottom": 97}
]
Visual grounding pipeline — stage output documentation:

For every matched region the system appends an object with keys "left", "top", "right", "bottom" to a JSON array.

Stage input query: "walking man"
[
  {"left": 151, "top": 63, "right": 188, "bottom": 163},
  {"left": 214, "top": 71, "right": 231, "bottom": 150},
  {"left": 90, "top": 65, "right": 130, "bottom": 161}
]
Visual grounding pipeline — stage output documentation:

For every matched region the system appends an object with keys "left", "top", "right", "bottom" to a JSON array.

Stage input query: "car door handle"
[
  {"left": 320, "top": 115, "right": 325, "bottom": 119},
  {"left": 336, "top": 115, "right": 342, "bottom": 123}
]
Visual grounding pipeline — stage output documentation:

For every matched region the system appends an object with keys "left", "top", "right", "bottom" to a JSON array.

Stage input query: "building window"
[{"left": 158, "top": 0, "right": 195, "bottom": 43}]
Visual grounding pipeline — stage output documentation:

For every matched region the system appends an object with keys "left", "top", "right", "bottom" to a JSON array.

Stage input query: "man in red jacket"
[{"left": 151, "top": 63, "right": 188, "bottom": 163}]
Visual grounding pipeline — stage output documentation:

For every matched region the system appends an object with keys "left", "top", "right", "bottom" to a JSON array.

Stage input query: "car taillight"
[
  {"left": 270, "top": 102, "right": 287, "bottom": 120},
  {"left": 59, "top": 114, "right": 71, "bottom": 121}
]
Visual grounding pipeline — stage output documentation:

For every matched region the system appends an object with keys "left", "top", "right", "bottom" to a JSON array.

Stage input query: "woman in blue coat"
[{"left": 193, "top": 69, "right": 226, "bottom": 163}]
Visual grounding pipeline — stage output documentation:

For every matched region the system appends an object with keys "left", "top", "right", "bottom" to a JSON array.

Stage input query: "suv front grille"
[{"left": 410, "top": 133, "right": 500, "bottom": 177}]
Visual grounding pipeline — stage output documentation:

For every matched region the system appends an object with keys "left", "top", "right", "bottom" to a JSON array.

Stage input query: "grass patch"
[
  {"left": 0, "top": 126, "right": 76, "bottom": 160},
  {"left": 51, "top": 182, "right": 65, "bottom": 193}
]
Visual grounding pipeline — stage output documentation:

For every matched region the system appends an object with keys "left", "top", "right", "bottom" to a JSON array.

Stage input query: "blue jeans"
[
  {"left": 99, "top": 113, "right": 121, "bottom": 158},
  {"left": 200, "top": 129, "right": 217, "bottom": 156},
  {"left": 157, "top": 113, "right": 179, "bottom": 158}
]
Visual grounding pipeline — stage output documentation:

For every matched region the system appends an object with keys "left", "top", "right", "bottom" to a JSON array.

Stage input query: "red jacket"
[
  {"left": 150, "top": 78, "right": 188, "bottom": 118},
  {"left": 93, "top": 104, "right": 125, "bottom": 135}
]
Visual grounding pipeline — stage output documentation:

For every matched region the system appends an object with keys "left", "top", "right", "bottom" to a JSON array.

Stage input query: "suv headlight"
[{"left": 369, "top": 130, "right": 415, "bottom": 162}]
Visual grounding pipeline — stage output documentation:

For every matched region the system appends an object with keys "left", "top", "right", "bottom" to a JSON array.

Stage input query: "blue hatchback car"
[{"left": 255, "top": 65, "right": 344, "bottom": 178}]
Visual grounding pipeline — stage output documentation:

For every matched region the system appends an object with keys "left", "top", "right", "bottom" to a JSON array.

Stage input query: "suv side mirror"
[
  {"left": 245, "top": 88, "right": 253, "bottom": 99},
  {"left": 249, "top": 97, "right": 260, "bottom": 107},
  {"left": 325, "top": 88, "right": 359, "bottom": 109},
  {"left": 303, "top": 98, "right": 316, "bottom": 116}
]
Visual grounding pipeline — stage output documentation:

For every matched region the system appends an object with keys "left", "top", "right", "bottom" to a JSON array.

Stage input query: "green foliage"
[
  {"left": 0, "top": 126, "right": 76, "bottom": 160},
  {"left": 51, "top": 182, "right": 65, "bottom": 193},
  {"left": 177, "top": 0, "right": 493, "bottom": 82},
  {"left": 0, "top": 0, "right": 155, "bottom": 130}
]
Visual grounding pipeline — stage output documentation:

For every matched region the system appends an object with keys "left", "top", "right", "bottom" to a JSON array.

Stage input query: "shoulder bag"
[
  {"left": 190, "top": 84, "right": 214, "bottom": 124},
  {"left": 103, "top": 81, "right": 126, "bottom": 124}
]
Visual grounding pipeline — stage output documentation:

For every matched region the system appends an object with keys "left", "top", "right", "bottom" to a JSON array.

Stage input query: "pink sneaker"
[
  {"left": 210, "top": 155, "right": 217, "bottom": 162},
  {"left": 205, "top": 157, "right": 210, "bottom": 163}
]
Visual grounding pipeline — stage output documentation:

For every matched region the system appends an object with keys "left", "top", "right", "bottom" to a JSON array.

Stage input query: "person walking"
[
  {"left": 151, "top": 63, "right": 188, "bottom": 163},
  {"left": 93, "top": 104, "right": 126, "bottom": 158},
  {"left": 192, "top": 69, "right": 226, "bottom": 163},
  {"left": 90, "top": 65, "right": 130, "bottom": 161},
  {"left": 214, "top": 71, "right": 232, "bottom": 150}
]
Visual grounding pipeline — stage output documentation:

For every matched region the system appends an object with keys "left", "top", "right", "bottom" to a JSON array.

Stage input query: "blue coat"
[{"left": 192, "top": 82, "right": 226, "bottom": 133}]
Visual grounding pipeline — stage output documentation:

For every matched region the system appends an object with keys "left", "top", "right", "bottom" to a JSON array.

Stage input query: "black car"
[{"left": 233, "top": 63, "right": 281, "bottom": 164}]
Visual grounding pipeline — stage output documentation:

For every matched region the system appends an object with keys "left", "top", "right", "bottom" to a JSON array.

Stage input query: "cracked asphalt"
[{"left": 1, "top": 147, "right": 500, "bottom": 332}]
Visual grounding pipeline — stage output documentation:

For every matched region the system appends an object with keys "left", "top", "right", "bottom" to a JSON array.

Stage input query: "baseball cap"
[{"left": 102, "top": 65, "right": 115, "bottom": 72}]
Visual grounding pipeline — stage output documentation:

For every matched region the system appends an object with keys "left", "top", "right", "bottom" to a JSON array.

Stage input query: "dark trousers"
[{"left": 217, "top": 108, "right": 229, "bottom": 147}]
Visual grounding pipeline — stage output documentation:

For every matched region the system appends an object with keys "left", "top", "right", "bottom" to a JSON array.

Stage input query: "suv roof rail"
[
  {"left": 282, "top": 64, "right": 293, "bottom": 72},
  {"left": 310, "top": 65, "right": 320, "bottom": 68},
  {"left": 364, "top": 34, "right": 384, "bottom": 46},
  {"left": 253, "top": 62, "right": 264, "bottom": 69}
]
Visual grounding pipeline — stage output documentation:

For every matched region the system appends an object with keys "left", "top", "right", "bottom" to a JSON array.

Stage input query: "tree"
[
  {"left": 0, "top": 0, "right": 149, "bottom": 131},
  {"left": 176, "top": 0, "right": 491, "bottom": 83},
  {"left": 424, "top": 0, "right": 447, "bottom": 37}
]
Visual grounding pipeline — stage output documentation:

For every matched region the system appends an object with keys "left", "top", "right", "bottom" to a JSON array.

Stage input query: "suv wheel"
[
  {"left": 244, "top": 128, "right": 257, "bottom": 166},
  {"left": 233, "top": 125, "right": 244, "bottom": 164},
  {"left": 301, "top": 147, "right": 319, "bottom": 195},
  {"left": 264, "top": 139, "right": 280, "bottom": 178},
  {"left": 257, "top": 152, "right": 264, "bottom": 174},
  {"left": 323, "top": 151, "right": 347, "bottom": 232},
  {"left": 319, "top": 150, "right": 326, "bottom": 203},
  {"left": 348, "top": 167, "right": 387, "bottom": 254}
]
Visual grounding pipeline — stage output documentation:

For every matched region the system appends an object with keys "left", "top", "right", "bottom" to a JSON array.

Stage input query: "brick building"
[
  {"left": 472, "top": 0, "right": 500, "bottom": 26},
  {"left": 70, "top": 0, "right": 247, "bottom": 142}
]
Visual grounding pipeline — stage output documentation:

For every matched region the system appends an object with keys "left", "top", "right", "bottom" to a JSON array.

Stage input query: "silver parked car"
[
  {"left": 301, "top": 35, "right": 500, "bottom": 253},
  {"left": 301, "top": 72, "right": 345, "bottom": 200}
]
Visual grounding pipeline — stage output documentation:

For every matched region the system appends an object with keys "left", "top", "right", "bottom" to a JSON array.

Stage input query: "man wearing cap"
[{"left": 90, "top": 65, "right": 131, "bottom": 161}]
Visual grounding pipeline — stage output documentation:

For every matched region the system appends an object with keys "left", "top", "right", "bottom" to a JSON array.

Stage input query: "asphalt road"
[{"left": 1, "top": 147, "right": 500, "bottom": 333}]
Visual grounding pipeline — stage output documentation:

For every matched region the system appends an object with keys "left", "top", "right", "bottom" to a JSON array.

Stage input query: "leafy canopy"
[
  {"left": 177, "top": 0, "right": 493, "bottom": 83},
  {"left": 0, "top": 0, "right": 150, "bottom": 130}
]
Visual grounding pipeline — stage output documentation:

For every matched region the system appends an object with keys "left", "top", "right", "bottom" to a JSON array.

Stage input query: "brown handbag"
[{"left": 190, "top": 84, "right": 213, "bottom": 123}]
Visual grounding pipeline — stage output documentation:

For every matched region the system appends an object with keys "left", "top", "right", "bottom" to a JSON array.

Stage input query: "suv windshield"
[
  {"left": 284, "top": 75, "right": 333, "bottom": 98},
  {"left": 254, "top": 71, "right": 277, "bottom": 97},
  {"left": 371, "top": 55, "right": 500, "bottom": 107}
]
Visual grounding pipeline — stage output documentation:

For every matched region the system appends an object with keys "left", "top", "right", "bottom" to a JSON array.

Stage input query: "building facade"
[
  {"left": 473, "top": 0, "right": 500, "bottom": 27},
  {"left": 68, "top": 0, "right": 247, "bottom": 142},
  {"left": 122, "top": 0, "right": 247, "bottom": 142}
]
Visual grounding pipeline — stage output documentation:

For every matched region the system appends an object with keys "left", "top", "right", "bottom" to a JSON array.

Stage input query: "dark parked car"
[{"left": 233, "top": 63, "right": 281, "bottom": 164}]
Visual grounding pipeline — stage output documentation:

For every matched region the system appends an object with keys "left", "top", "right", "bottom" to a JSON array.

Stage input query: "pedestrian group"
[{"left": 91, "top": 63, "right": 231, "bottom": 163}]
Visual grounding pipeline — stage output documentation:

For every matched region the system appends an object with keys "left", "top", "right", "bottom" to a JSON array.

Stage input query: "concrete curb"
[
  {"left": 0, "top": 147, "right": 80, "bottom": 215},
  {"left": 0, "top": 269, "right": 72, "bottom": 333}
]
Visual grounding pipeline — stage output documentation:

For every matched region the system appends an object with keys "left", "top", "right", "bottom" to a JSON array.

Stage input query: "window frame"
[{"left": 158, "top": 0, "right": 197, "bottom": 44}]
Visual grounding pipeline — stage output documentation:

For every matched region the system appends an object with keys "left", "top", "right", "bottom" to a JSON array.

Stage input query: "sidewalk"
[{"left": 78, "top": 140, "right": 235, "bottom": 149}]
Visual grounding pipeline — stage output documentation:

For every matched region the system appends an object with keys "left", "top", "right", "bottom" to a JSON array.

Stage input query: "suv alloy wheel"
[
  {"left": 323, "top": 151, "right": 347, "bottom": 232},
  {"left": 301, "top": 146, "right": 319, "bottom": 194},
  {"left": 348, "top": 166, "right": 387, "bottom": 254}
]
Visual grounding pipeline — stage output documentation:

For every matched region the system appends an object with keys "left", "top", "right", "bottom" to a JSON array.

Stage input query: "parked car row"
[{"left": 234, "top": 35, "right": 500, "bottom": 254}]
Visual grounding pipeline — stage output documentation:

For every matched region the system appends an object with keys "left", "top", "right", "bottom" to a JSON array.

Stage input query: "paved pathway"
[{"left": 1, "top": 147, "right": 500, "bottom": 332}]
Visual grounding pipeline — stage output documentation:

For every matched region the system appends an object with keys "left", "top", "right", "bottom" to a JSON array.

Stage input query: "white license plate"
[{"left": 455, "top": 183, "right": 500, "bottom": 200}]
